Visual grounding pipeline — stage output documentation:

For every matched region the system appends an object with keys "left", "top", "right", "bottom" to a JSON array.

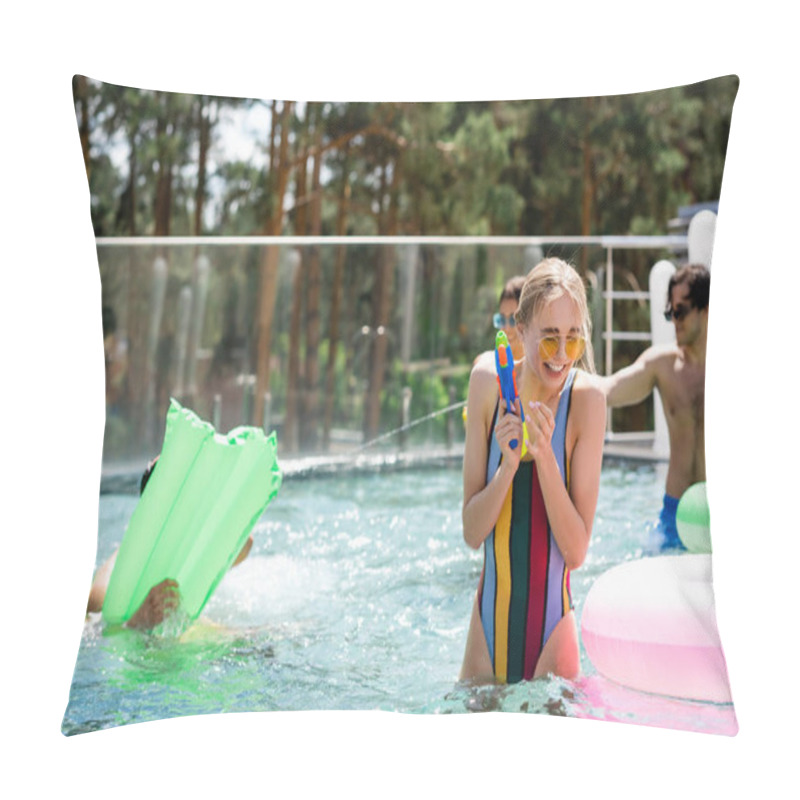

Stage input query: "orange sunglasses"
[{"left": 537, "top": 334, "right": 586, "bottom": 362}]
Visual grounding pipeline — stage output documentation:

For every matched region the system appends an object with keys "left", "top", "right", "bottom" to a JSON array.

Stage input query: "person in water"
[
  {"left": 86, "top": 457, "right": 253, "bottom": 630},
  {"left": 493, "top": 275, "right": 526, "bottom": 362},
  {"left": 597, "top": 263, "right": 709, "bottom": 549},
  {"left": 474, "top": 275, "right": 527, "bottom": 370},
  {"left": 460, "top": 258, "right": 606, "bottom": 684}
]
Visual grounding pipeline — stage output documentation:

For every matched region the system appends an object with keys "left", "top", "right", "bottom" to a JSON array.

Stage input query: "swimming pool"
[{"left": 62, "top": 460, "right": 735, "bottom": 735}]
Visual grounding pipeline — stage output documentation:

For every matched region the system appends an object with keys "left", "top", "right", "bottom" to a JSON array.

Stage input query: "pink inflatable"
[
  {"left": 573, "top": 675, "right": 738, "bottom": 735},
  {"left": 580, "top": 555, "right": 734, "bottom": 703}
]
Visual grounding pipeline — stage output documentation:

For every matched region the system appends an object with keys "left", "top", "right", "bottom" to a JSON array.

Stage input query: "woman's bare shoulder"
[
  {"left": 466, "top": 355, "right": 500, "bottom": 438},
  {"left": 469, "top": 355, "right": 499, "bottom": 393},
  {"left": 571, "top": 371, "right": 607, "bottom": 416}
]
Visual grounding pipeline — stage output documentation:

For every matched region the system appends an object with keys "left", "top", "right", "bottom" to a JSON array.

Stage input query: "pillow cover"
[{"left": 63, "top": 74, "right": 738, "bottom": 737}]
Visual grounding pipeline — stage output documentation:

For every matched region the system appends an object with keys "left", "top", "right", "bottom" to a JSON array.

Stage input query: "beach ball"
[{"left": 676, "top": 482, "right": 711, "bottom": 553}]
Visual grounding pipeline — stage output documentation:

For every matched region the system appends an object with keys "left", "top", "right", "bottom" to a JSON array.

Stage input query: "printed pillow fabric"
[{"left": 63, "top": 74, "right": 738, "bottom": 736}]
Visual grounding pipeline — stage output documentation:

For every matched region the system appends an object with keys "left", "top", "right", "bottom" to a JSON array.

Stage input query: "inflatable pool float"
[
  {"left": 573, "top": 674, "right": 738, "bottom": 735},
  {"left": 580, "top": 555, "right": 733, "bottom": 703},
  {"left": 102, "top": 399, "right": 283, "bottom": 625},
  {"left": 676, "top": 482, "right": 712, "bottom": 553}
]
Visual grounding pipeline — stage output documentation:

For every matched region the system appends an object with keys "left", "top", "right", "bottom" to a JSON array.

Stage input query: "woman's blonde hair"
[{"left": 515, "top": 257, "right": 596, "bottom": 373}]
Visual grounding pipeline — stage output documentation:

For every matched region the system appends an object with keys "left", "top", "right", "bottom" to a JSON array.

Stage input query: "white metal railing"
[
  {"left": 95, "top": 234, "right": 687, "bottom": 450},
  {"left": 96, "top": 234, "right": 687, "bottom": 249},
  {"left": 95, "top": 232, "right": 686, "bottom": 378}
]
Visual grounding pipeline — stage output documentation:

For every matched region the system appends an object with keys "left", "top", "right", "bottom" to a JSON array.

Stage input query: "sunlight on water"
[{"left": 62, "top": 461, "right": 734, "bottom": 735}]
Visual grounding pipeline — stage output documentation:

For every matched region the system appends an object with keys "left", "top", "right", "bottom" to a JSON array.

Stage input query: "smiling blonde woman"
[{"left": 460, "top": 258, "right": 606, "bottom": 685}]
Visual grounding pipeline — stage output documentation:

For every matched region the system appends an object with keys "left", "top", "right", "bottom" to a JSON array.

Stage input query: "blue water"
[{"left": 62, "top": 460, "right": 733, "bottom": 735}]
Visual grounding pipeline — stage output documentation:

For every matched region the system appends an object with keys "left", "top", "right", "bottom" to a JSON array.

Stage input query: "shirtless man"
[{"left": 598, "top": 264, "right": 709, "bottom": 548}]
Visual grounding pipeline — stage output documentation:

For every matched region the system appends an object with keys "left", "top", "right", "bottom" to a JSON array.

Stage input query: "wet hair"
[
  {"left": 666, "top": 263, "right": 710, "bottom": 314},
  {"left": 515, "top": 257, "right": 596, "bottom": 373},
  {"left": 139, "top": 456, "right": 159, "bottom": 496},
  {"left": 499, "top": 275, "right": 526, "bottom": 305}
]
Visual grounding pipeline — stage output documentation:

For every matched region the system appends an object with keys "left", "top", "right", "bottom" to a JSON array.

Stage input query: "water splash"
[{"left": 355, "top": 399, "right": 466, "bottom": 452}]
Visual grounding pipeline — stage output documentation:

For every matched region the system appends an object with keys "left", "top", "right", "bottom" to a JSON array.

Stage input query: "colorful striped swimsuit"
[{"left": 478, "top": 368, "right": 576, "bottom": 683}]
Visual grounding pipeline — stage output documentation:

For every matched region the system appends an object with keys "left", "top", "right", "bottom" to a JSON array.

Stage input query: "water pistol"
[{"left": 494, "top": 330, "right": 525, "bottom": 451}]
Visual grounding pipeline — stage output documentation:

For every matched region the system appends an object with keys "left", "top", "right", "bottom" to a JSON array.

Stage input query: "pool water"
[{"left": 62, "top": 461, "right": 735, "bottom": 735}]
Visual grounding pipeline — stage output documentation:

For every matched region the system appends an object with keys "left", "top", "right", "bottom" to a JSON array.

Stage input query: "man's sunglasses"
[
  {"left": 493, "top": 313, "right": 517, "bottom": 329},
  {"left": 538, "top": 335, "right": 586, "bottom": 362},
  {"left": 664, "top": 304, "right": 694, "bottom": 322}
]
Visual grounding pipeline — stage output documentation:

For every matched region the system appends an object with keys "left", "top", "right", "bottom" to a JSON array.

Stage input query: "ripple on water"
[{"left": 65, "top": 462, "right": 730, "bottom": 734}]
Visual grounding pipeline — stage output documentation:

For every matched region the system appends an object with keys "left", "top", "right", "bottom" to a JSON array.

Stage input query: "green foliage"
[
  {"left": 77, "top": 76, "right": 736, "bottom": 241},
  {"left": 78, "top": 76, "right": 737, "bottom": 454},
  {"left": 379, "top": 362, "right": 460, "bottom": 447}
]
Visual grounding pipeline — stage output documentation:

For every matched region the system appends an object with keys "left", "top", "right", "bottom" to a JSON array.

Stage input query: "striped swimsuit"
[{"left": 478, "top": 368, "right": 576, "bottom": 683}]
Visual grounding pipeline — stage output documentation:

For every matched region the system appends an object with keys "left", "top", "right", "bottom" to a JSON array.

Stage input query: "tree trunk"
[
  {"left": 284, "top": 136, "right": 308, "bottom": 451},
  {"left": 153, "top": 93, "right": 174, "bottom": 237},
  {"left": 580, "top": 107, "right": 594, "bottom": 274},
  {"left": 194, "top": 96, "right": 211, "bottom": 236},
  {"left": 300, "top": 110, "right": 324, "bottom": 451},
  {"left": 322, "top": 151, "right": 351, "bottom": 451},
  {"left": 268, "top": 100, "right": 278, "bottom": 175},
  {"left": 363, "top": 154, "right": 401, "bottom": 441},
  {"left": 125, "top": 143, "right": 137, "bottom": 235},
  {"left": 364, "top": 251, "right": 394, "bottom": 442},
  {"left": 254, "top": 100, "right": 294, "bottom": 428}
]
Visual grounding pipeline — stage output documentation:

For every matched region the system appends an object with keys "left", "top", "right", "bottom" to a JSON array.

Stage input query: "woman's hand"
[
  {"left": 495, "top": 398, "right": 525, "bottom": 471},
  {"left": 462, "top": 363, "right": 521, "bottom": 550},
  {"left": 525, "top": 400, "right": 556, "bottom": 463}
]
